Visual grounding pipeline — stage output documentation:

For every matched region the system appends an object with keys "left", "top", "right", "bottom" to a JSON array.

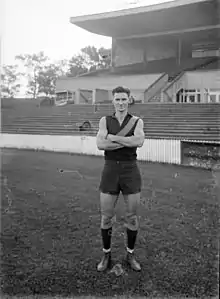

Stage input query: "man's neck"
[{"left": 115, "top": 110, "right": 128, "bottom": 122}]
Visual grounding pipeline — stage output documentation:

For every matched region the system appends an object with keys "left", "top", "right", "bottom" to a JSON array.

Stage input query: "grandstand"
[
  {"left": 1, "top": 0, "right": 220, "bottom": 168},
  {"left": 62, "top": 0, "right": 220, "bottom": 104}
]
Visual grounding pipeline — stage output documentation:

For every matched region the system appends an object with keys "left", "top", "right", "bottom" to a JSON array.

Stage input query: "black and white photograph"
[{"left": 1, "top": 0, "right": 219, "bottom": 298}]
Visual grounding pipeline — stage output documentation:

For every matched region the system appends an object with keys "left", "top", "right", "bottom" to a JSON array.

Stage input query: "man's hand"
[{"left": 106, "top": 134, "right": 117, "bottom": 142}]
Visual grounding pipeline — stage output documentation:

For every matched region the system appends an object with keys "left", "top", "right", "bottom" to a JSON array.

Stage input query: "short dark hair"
[{"left": 112, "top": 86, "right": 130, "bottom": 97}]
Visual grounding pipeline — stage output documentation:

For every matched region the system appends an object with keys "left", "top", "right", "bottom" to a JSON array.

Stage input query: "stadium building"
[
  {"left": 2, "top": 0, "right": 220, "bottom": 168},
  {"left": 56, "top": 0, "right": 220, "bottom": 105}
]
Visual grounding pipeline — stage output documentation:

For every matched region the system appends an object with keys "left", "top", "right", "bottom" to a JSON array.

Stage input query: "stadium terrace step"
[
  {"left": 144, "top": 124, "right": 220, "bottom": 129},
  {"left": 4, "top": 124, "right": 219, "bottom": 134},
  {"left": 3, "top": 123, "right": 219, "bottom": 134},
  {"left": 3, "top": 108, "right": 219, "bottom": 119},
  {"left": 3, "top": 128, "right": 220, "bottom": 142},
  {"left": 4, "top": 123, "right": 219, "bottom": 134},
  {"left": 4, "top": 110, "right": 218, "bottom": 118},
  {"left": 144, "top": 130, "right": 220, "bottom": 135},
  {"left": 2, "top": 102, "right": 219, "bottom": 144},
  {"left": 6, "top": 110, "right": 215, "bottom": 117},
  {"left": 3, "top": 115, "right": 219, "bottom": 123},
  {"left": 4, "top": 115, "right": 219, "bottom": 121},
  {"left": 3, "top": 111, "right": 219, "bottom": 118},
  {"left": 3, "top": 117, "right": 219, "bottom": 126},
  {"left": 4, "top": 119, "right": 219, "bottom": 126},
  {"left": 2, "top": 117, "right": 215, "bottom": 127},
  {"left": 2, "top": 128, "right": 96, "bottom": 135}
]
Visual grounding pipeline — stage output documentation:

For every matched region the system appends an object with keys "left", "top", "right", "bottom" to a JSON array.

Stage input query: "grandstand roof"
[{"left": 70, "top": 0, "right": 219, "bottom": 39}]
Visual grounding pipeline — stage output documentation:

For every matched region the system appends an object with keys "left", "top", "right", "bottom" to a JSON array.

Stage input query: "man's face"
[{"left": 112, "top": 92, "right": 129, "bottom": 112}]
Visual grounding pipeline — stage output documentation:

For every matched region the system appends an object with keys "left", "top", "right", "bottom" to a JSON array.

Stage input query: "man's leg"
[
  {"left": 121, "top": 162, "right": 141, "bottom": 271},
  {"left": 123, "top": 193, "right": 141, "bottom": 271},
  {"left": 97, "top": 192, "right": 118, "bottom": 271},
  {"left": 100, "top": 192, "right": 118, "bottom": 251}
]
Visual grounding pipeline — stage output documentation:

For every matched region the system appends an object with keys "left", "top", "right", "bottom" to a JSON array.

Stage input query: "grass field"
[{"left": 1, "top": 149, "right": 219, "bottom": 298}]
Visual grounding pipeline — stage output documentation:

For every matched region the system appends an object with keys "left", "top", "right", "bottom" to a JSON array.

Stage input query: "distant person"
[{"left": 96, "top": 86, "right": 145, "bottom": 272}]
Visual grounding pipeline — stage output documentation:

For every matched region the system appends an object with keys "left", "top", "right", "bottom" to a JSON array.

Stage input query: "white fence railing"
[{"left": 0, "top": 134, "right": 181, "bottom": 165}]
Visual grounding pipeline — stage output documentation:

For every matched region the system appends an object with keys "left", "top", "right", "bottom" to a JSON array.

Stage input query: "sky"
[{"left": 1, "top": 0, "right": 173, "bottom": 65}]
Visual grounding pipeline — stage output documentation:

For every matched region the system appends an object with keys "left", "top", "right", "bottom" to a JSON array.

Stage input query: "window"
[
  {"left": 210, "top": 95, "right": 216, "bottom": 103},
  {"left": 189, "top": 95, "right": 195, "bottom": 103},
  {"left": 175, "top": 89, "right": 202, "bottom": 103}
]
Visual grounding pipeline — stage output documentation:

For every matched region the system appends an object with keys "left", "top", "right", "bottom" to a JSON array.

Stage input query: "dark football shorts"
[{"left": 99, "top": 160, "right": 142, "bottom": 195}]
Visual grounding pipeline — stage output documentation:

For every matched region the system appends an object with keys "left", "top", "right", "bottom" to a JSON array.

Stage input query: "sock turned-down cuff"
[
  {"left": 126, "top": 247, "right": 134, "bottom": 254},
  {"left": 103, "top": 248, "right": 111, "bottom": 253}
]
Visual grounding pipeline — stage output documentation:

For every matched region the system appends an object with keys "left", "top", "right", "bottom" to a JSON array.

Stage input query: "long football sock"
[
  {"left": 127, "top": 228, "right": 138, "bottom": 251},
  {"left": 101, "top": 227, "right": 112, "bottom": 251}
]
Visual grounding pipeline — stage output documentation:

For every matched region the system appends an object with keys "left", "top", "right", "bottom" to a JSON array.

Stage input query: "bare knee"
[
  {"left": 125, "top": 214, "right": 139, "bottom": 230},
  {"left": 101, "top": 214, "right": 116, "bottom": 229},
  {"left": 123, "top": 193, "right": 140, "bottom": 230},
  {"left": 100, "top": 193, "right": 118, "bottom": 229}
]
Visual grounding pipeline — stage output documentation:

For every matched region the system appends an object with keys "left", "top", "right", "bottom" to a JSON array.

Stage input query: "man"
[{"left": 96, "top": 86, "right": 145, "bottom": 272}]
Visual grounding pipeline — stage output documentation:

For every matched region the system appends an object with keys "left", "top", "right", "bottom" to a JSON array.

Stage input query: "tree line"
[{"left": 1, "top": 46, "right": 111, "bottom": 99}]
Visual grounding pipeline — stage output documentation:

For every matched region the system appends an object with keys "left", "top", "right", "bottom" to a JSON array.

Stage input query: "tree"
[
  {"left": 98, "top": 47, "right": 111, "bottom": 68},
  {"left": 36, "top": 59, "right": 69, "bottom": 97},
  {"left": 67, "top": 54, "right": 88, "bottom": 77},
  {"left": 0, "top": 65, "right": 22, "bottom": 98},
  {"left": 67, "top": 46, "right": 111, "bottom": 77},
  {"left": 81, "top": 46, "right": 100, "bottom": 69},
  {"left": 56, "top": 59, "right": 69, "bottom": 77},
  {"left": 81, "top": 46, "right": 111, "bottom": 70},
  {"left": 16, "top": 51, "right": 49, "bottom": 99},
  {"left": 37, "top": 63, "right": 65, "bottom": 97}
]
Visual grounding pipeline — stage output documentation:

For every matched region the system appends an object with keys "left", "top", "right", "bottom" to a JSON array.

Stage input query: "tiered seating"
[
  {"left": 113, "top": 57, "right": 217, "bottom": 76},
  {"left": 2, "top": 102, "right": 220, "bottom": 142}
]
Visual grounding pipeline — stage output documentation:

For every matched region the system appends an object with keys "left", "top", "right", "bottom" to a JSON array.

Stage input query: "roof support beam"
[{"left": 117, "top": 24, "right": 220, "bottom": 40}]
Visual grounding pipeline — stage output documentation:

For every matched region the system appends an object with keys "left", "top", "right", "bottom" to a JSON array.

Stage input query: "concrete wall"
[
  {"left": 130, "top": 90, "right": 145, "bottom": 103},
  {"left": 185, "top": 70, "right": 220, "bottom": 89},
  {"left": 114, "top": 39, "right": 144, "bottom": 66},
  {"left": 113, "top": 38, "right": 177, "bottom": 67},
  {"left": 95, "top": 89, "right": 110, "bottom": 103},
  {"left": 80, "top": 90, "right": 93, "bottom": 104},
  {"left": 95, "top": 88, "right": 145, "bottom": 103},
  {"left": 56, "top": 74, "right": 162, "bottom": 92},
  {"left": 144, "top": 74, "right": 168, "bottom": 102},
  {"left": 0, "top": 134, "right": 181, "bottom": 165},
  {"left": 145, "top": 39, "right": 176, "bottom": 61}
]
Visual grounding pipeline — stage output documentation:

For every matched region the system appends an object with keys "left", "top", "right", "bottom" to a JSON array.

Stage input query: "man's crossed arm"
[
  {"left": 107, "top": 118, "right": 145, "bottom": 148},
  {"left": 96, "top": 117, "right": 124, "bottom": 151},
  {"left": 96, "top": 116, "right": 145, "bottom": 151}
]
